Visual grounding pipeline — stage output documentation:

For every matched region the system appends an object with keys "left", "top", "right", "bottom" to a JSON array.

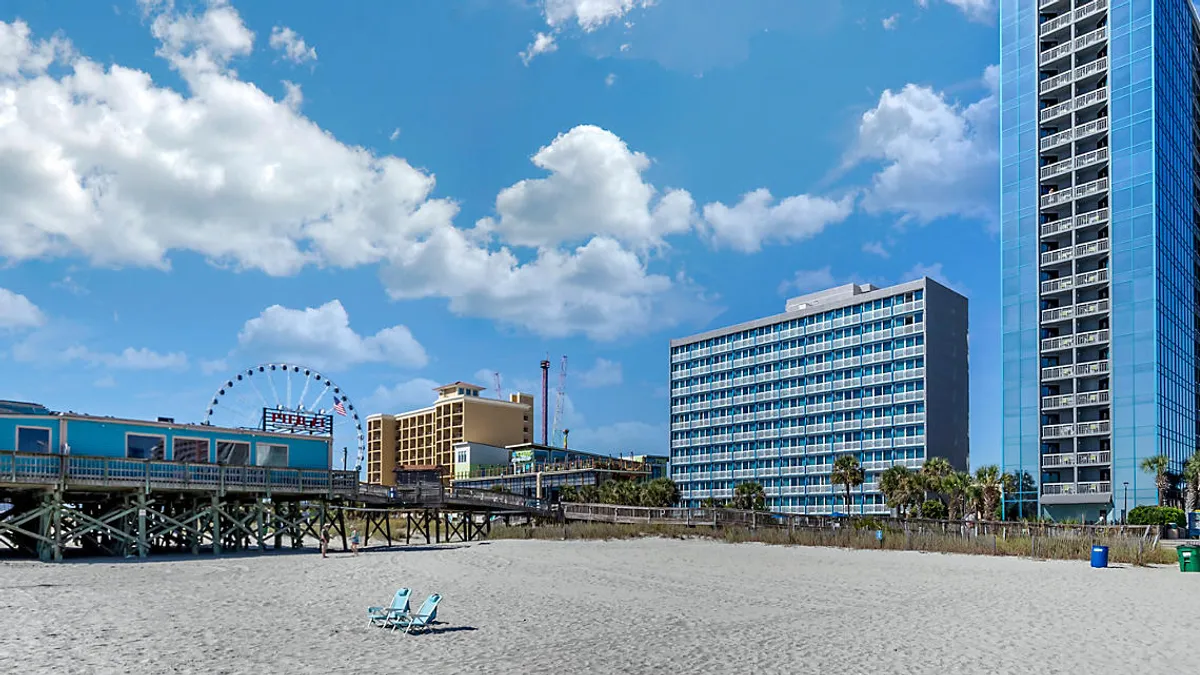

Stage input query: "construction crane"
[
  {"left": 492, "top": 371, "right": 504, "bottom": 400},
  {"left": 551, "top": 355, "right": 568, "bottom": 448}
]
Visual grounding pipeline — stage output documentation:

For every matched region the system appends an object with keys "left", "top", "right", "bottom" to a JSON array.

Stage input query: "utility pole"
[{"left": 342, "top": 446, "right": 348, "bottom": 471}]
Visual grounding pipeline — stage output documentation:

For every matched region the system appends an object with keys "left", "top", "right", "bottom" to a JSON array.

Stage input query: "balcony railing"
[
  {"left": 1074, "top": 0, "right": 1106, "bottom": 22},
  {"left": 1074, "top": 116, "right": 1109, "bottom": 142},
  {"left": 1040, "top": 156, "right": 1075, "bottom": 179},
  {"left": 1042, "top": 364, "right": 1075, "bottom": 381},
  {"left": 1043, "top": 423, "right": 1076, "bottom": 438},
  {"left": 1040, "top": 216, "right": 1074, "bottom": 237},
  {"left": 1075, "top": 25, "right": 1107, "bottom": 52},
  {"left": 1074, "top": 328, "right": 1110, "bottom": 347},
  {"left": 1075, "top": 389, "right": 1111, "bottom": 406},
  {"left": 1074, "top": 237, "right": 1109, "bottom": 259},
  {"left": 1041, "top": 394, "right": 1075, "bottom": 409},
  {"left": 1040, "top": 246, "right": 1075, "bottom": 265},
  {"left": 1042, "top": 481, "right": 1112, "bottom": 496},
  {"left": 1039, "top": 11, "right": 1073, "bottom": 36},
  {"left": 1075, "top": 358, "right": 1110, "bottom": 377},
  {"left": 1041, "top": 305, "right": 1074, "bottom": 323},
  {"left": 1075, "top": 146, "right": 1108, "bottom": 170},
  {"left": 1040, "top": 127, "right": 1074, "bottom": 151},
  {"left": 1075, "top": 177, "right": 1109, "bottom": 200},
  {"left": 1041, "top": 276, "right": 1074, "bottom": 295},
  {"left": 1075, "top": 268, "right": 1109, "bottom": 288},
  {"left": 1039, "top": 98, "right": 1073, "bottom": 123},
  {"left": 1041, "top": 451, "right": 1111, "bottom": 468},
  {"left": 1040, "top": 40, "right": 1074, "bottom": 66},
  {"left": 1075, "top": 298, "right": 1110, "bottom": 318},
  {"left": 1076, "top": 420, "right": 1111, "bottom": 435}
]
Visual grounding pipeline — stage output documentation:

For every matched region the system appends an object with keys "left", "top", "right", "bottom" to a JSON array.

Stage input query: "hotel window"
[
  {"left": 173, "top": 437, "right": 210, "bottom": 463},
  {"left": 126, "top": 434, "right": 166, "bottom": 460},
  {"left": 16, "top": 426, "right": 51, "bottom": 453},
  {"left": 256, "top": 443, "right": 288, "bottom": 467},
  {"left": 217, "top": 440, "right": 251, "bottom": 465}
]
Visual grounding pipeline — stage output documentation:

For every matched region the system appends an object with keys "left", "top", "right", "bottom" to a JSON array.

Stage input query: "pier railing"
[{"left": 0, "top": 450, "right": 359, "bottom": 497}]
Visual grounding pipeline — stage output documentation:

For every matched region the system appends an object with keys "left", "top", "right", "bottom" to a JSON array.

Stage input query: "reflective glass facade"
[
  {"left": 1000, "top": 0, "right": 1200, "bottom": 522},
  {"left": 668, "top": 279, "right": 969, "bottom": 515}
]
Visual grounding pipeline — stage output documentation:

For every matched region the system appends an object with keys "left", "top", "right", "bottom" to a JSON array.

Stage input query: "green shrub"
[
  {"left": 853, "top": 517, "right": 885, "bottom": 531},
  {"left": 1128, "top": 505, "right": 1186, "bottom": 527},
  {"left": 919, "top": 500, "right": 947, "bottom": 520}
]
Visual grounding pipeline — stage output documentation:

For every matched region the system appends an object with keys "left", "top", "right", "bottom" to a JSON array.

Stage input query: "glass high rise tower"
[{"left": 1000, "top": 0, "right": 1200, "bottom": 522}]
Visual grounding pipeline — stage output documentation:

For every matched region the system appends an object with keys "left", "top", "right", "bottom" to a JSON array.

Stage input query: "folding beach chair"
[
  {"left": 367, "top": 588, "right": 412, "bottom": 627},
  {"left": 386, "top": 593, "right": 441, "bottom": 634}
]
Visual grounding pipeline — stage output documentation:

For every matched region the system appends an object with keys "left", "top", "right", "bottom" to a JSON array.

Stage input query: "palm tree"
[
  {"left": 640, "top": 478, "right": 680, "bottom": 507},
  {"left": 974, "top": 465, "right": 1004, "bottom": 520},
  {"left": 832, "top": 454, "right": 865, "bottom": 515},
  {"left": 731, "top": 481, "right": 767, "bottom": 511},
  {"left": 1140, "top": 454, "right": 1171, "bottom": 506},
  {"left": 941, "top": 471, "right": 974, "bottom": 521},
  {"left": 920, "top": 457, "right": 954, "bottom": 497},
  {"left": 1183, "top": 451, "right": 1200, "bottom": 514},
  {"left": 878, "top": 465, "right": 916, "bottom": 517}
]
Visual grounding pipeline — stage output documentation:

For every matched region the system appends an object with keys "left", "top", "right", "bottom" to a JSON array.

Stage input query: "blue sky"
[{"left": 0, "top": 0, "right": 1000, "bottom": 469}]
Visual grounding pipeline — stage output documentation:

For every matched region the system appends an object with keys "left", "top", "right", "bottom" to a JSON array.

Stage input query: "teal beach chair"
[
  {"left": 367, "top": 588, "right": 411, "bottom": 627},
  {"left": 387, "top": 593, "right": 441, "bottom": 634}
]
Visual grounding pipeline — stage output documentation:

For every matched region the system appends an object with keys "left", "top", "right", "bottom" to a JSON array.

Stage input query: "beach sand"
[{"left": 1, "top": 538, "right": 1196, "bottom": 674}]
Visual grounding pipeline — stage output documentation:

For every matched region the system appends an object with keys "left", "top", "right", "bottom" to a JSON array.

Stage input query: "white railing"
[
  {"left": 1039, "top": 98, "right": 1073, "bottom": 122},
  {"left": 1075, "top": 389, "right": 1110, "bottom": 406},
  {"left": 1041, "top": 276, "right": 1074, "bottom": 295},
  {"left": 1040, "top": 189, "right": 1075, "bottom": 209},
  {"left": 1039, "top": 11, "right": 1073, "bottom": 36},
  {"left": 1074, "top": 25, "right": 1107, "bottom": 52},
  {"left": 1074, "top": 56, "right": 1108, "bottom": 82},
  {"left": 1075, "top": 177, "right": 1109, "bottom": 200},
  {"left": 1040, "top": 156, "right": 1075, "bottom": 179},
  {"left": 1075, "top": 146, "right": 1108, "bottom": 170},
  {"left": 1075, "top": 268, "right": 1109, "bottom": 288},
  {"left": 1041, "top": 305, "right": 1074, "bottom": 323},
  {"left": 1042, "top": 364, "right": 1075, "bottom": 380},
  {"left": 1041, "top": 216, "right": 1074, "bottom": 237},
  {"left": 1040, "top": 127, "right": 1074, "bottom": 150},
  {"left": 1074, "top": 237, "right": 1109, "bottom": 258},
  {"left": 1043, "top": 423, "right": 1075, "bottom": 438}
]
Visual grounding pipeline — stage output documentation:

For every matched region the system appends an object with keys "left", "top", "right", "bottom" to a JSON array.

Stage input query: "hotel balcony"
[
  {"left": 1039, "top": 40, "right": 1074, "bottom": 68},
  {"left": 1038, "top": 10, "right": 1073, "bottom": 38},
  {"left": 1041, "top": 451, "right": 1112, "bottom": 469},
  {"left": 1074, "top": 0, "right": 1106, "bottom": 24},
  {"left": 1042, "top": 419, "right": 1111, "bottom": 439},
  {"left": 1075, "top": 25, "right": 1107, "bottom": 54},
  {"left": 1041, "top": 480, "right": 1113, "bottom": 505}
]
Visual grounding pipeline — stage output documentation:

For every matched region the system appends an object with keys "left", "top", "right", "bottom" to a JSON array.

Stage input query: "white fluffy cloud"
[
  {"left": 850, "top": 65, "right": 998, "bottom": 224},
  {"left": 578, "top": 357, "right": 623, "bottom": 388},
  {"left": 520, "top": 32, "right": 558, "bottom": 65},
  {"left": 367, "top": 377, "right": 442, "bottom": 412},
  {"left": 542, "top": 0, "right": 652, "bottom": 32},
  {"left": 65, "top": 345, "right": 189, "bottom": 370},
  {"left": 778, "top": 267, "right": 838, "bottom": 296},
  {"left": 235, "top": 299, "right": 428, "bottom": 372},
  {"left": 926, "top": 0, "right": 995, "bottom": 23},
  {"left": 0, "top": 3, "right": 853, "bottom": 343},
  {"left": 479, "top": 125, "right": 695, "bottom": 249},
  {"left": 702, "top": 189, "right": 855, "bottom": 253},
  {"left": 269, "top": 26, "right": 316, "bottom": 64},
  {"left": 0, "top": 288, "right": 44, "bottom": 329}
]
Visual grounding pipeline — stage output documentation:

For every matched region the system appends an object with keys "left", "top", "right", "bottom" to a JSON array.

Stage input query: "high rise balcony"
[
  {"left": 1042, "top": 481, "right": 1112, "bottom": 496},
  {"left": 1040, "top": 98, "right": 1074, "bottom": 123},
  {"left": 1039, "top": 157, "right": 1075, "bottom": 180},
  {"left": 1075, "top": 389, "right": 1111, "bottom": 406},
  {"left": 1040, "top": 215, "right": 1074, "bottom": 238},
  {"left": 1042, "top": 363, "right": 1075, "bottom": 381},
  {"left": 1074, "top": 0, "right": 1106, "bottom": 22},
  {"left": 1039, "top": 11, "right": 1073, "bottom": 37},
  {"left": 1075, "top": 177, "right": 1109, "bottom": 200},
  {"left": 1075, "top": 147, "right": 1108, "bottom": 170},
  {"left": 1040, "top": 245, "right": 1075, "bottom": 265},
  {"left": 1040, "top": 40, "right": 1074, "bottom": 66},
  {"left": 1075, "top": 268, "right": 1109, "bottom": 288},
  {"left": 1074, "top": 56, "right": 1108, "bottom": 83},
  {"left": 1042, "top": 450, "right": 1112, "bottom": 468},
  {"left": 1074, "top": 116, "right": 1109, "bottom": 143},
  {"left": 1040, "top": 276, "right": 1074, "bottom": 295},
  {"left": 1039, "top": 69, "right": 1074, "bottom": 95},
  {"left": 1074, "top": 298, "right": 1109, "bottom": 319},
  {"left": 1074, "top": 25, "right": 1107, "bottom": 53},
  {"left": 1076, "top": 207, "right": 1109, "bottom": 229},
  {"left": 1074, "top": 358, "right": 1110, "bottom": 377}
]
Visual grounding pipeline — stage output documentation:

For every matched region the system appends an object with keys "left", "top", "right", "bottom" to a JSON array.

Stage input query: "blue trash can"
[{"left": 1090, "top": 545, "right": 1109, "bottom": 568}]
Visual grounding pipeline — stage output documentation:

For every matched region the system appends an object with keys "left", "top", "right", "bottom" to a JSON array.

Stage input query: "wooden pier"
[{"left": 0, "top": 451, "right": 556, "bottom": 561}]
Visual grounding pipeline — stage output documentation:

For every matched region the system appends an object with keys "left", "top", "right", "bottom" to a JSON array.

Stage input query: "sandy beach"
[{"left": 0, "top": 538, "right": 1196, "bottom": 674}]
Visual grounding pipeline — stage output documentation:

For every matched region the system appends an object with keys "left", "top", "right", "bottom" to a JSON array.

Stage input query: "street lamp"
[{"left": 1122, "top": 481, "right": 1129, "bottom": 524}]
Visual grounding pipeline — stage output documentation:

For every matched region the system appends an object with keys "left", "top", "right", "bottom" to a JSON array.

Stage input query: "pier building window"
[
  {"left": 256, "top": 443, "right": 288, "bottom": 467},
  {"left": 173, "top": 437, "right": 210, "bottom": 463},
  {"left": 126, "top": 433, "right": 166, "bottom": 460},
  {"left": 16, "top": 426, "right": 51, "bottom": 453},
  {"left": 217, "top": 440, "right": 251, "bottom": 465}
]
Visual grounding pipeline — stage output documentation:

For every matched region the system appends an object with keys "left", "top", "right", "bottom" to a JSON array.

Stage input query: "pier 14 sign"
[{"left": 261, "top": 408, "right": 334, "bottom": 435}]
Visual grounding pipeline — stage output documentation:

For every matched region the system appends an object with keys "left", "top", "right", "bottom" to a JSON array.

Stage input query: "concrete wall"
[{"left": 923, "top": 280, "right": 971, "bottom": 472}]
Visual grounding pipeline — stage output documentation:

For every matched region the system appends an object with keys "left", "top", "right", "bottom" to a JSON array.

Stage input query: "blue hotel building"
[
  {"left": 669, "top": 279, "right": 969, "bottom": 515},
  {"left": 1000, "top": 0, "right": 1200, "bottom": 521}
]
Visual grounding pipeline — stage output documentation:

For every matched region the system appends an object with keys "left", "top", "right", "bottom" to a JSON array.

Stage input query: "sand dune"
[{"left": 0, "top": 538, "right": 1196, "bottom": 674}]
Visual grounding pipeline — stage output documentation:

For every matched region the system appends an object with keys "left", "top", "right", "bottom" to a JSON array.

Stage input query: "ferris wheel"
[{"left": 202, "top": 363, "right": 366, "bottom": 471}]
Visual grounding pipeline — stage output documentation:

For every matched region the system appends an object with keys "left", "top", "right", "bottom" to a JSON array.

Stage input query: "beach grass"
[{"left": 488, "top": 521, "right": 1178, "bottom": 566}]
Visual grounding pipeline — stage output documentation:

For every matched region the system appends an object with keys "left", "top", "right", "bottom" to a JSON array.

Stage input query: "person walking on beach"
[
  {"left": 320, "top": 526, "right": 330, "bottom": 558},
  {"left": 350, "top": 528, "right": 361, "bottom": 556}
]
